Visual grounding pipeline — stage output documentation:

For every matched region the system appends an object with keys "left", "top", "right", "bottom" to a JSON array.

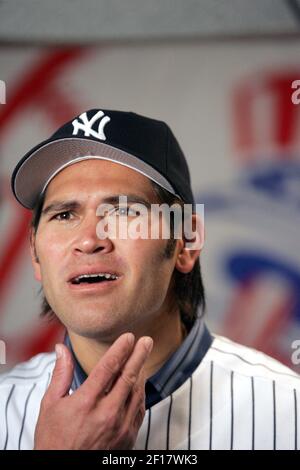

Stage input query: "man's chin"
[{"left": 63, "top": 314, "right": 131, "bottom": 341}]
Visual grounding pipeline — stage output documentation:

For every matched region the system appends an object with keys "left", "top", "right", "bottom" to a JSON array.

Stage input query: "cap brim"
[{"left": 12, "top": 137, "right": 178, "bottom": 209}]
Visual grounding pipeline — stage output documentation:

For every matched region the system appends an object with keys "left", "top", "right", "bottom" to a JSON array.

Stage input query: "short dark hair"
[
  {"left": 150, "top": 183, "right": 206, "bottom": 328},
  {"left": 31, "top": 181, "right": 206, "bottom": 328}
]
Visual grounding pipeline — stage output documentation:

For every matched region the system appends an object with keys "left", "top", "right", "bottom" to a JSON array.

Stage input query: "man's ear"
[
  {"left": 175, "top": 213, "right": 204, "bottom": 274},
  {"left": 30, "top": 229, "right": 42, "bottom": 282}
]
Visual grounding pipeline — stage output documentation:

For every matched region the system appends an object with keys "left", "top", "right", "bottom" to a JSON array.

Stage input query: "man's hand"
[{"left": 34, "top": 333, "right": 153, "bottom": 450}]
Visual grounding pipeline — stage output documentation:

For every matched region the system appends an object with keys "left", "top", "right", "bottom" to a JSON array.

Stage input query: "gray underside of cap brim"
[{"left": 14, "top": 138, "right": 178, "bottom": 209}]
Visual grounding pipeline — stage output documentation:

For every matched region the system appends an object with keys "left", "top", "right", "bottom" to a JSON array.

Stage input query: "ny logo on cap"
[{"left": 72, "top": 111, "right": 111, "bottom": 140}]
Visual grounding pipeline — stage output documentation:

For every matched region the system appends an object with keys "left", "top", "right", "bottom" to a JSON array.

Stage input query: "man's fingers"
[
  {"left": 78, "top": 332, "right": 135, "bottom": 398},
  {"left": 128, "top": 370, "right": 146, "bottom": 428},
  {"left": 45, "top": 344, "right": 74, "bottom": 403},
  {"left": 108, "top": 336, "right": 153, "bottom": 406}
]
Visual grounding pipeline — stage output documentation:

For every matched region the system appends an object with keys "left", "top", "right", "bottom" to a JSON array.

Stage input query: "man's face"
[{"left": 31, "top": 159, "right": 183, "bottom": 341}]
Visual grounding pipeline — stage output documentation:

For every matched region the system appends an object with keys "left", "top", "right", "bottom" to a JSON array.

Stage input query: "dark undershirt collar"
[{"left": 64, "top": 315, "right": 212, "bottom": 409}]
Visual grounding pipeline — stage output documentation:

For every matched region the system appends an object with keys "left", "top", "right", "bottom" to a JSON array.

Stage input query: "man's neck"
[{"left": 68, "top": 310, "right": 185, "bottom": 380}]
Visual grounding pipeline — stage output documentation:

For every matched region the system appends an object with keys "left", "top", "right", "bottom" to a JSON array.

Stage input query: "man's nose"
[{"left": 72, "top": 214, "right": 113, "bottom": 255}]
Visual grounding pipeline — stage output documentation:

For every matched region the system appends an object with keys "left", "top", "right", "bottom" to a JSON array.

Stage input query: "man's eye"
[
  {"left": 112, "top": 206, "right": 139, "bottom": 216},
  {"left": 51, "top": 211, "right": 73, "bottom": 221}
]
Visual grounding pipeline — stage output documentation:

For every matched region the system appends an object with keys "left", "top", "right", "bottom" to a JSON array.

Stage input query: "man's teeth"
[{"left": 72, "top": 273, "right": 118, "bottom": 284}]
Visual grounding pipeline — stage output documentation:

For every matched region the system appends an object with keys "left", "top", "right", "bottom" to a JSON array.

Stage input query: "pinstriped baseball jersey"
[{"left": 1, "top": 334, "right": 300, "bottom": 450}]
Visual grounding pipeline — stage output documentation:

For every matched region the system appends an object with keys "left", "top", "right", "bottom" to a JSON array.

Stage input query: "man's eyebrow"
[
  {"left": 101, "top": 194, "right": 152, "bottom": 208},
  {"left": 41, "top": 201, "right": 81, "bottom": 216},
  {"left": 41, "top": 194, "right": 153, "bottom": 216}
]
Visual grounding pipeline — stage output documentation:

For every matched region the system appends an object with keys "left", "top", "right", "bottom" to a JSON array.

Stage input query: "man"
[{"left": 1, "top": 109, "right": 299, "bottom": 450}]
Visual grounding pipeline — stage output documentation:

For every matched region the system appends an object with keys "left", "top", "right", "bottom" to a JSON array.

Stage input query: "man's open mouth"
[{"left": 70, "top": 273, "right": 119, "bottom": 285}]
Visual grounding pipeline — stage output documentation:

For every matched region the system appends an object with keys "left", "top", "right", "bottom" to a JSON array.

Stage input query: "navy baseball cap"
[{"left": 11, "top": 109, "right": 195, "bottom": 209}]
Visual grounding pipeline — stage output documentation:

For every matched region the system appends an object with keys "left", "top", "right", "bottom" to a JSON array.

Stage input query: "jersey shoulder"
[
  {"left": 207, "top": 334, "right": 300, "bottom": 389},
  {"left": 0, "top": 352, "right": 56, "bottom": 388}
]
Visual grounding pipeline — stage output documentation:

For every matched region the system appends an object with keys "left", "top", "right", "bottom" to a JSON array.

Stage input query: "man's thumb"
[{"left": 46, "top": 344, "right": 74, "bottom": 401}]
